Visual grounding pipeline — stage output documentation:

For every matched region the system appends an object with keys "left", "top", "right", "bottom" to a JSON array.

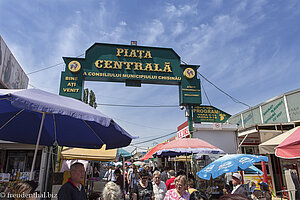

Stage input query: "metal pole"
[
  {"left": 186, "top": 153, "right": 188, "bottom": 178},
  {"left": 123, "top": 156, "right": 125, "bottom": 194},
  {"left": 187, "top": 105, "right": 193, "bottom": 138},
  {"left": 30, "top": 112, "right": 46, "bottom": 180},
  {"left": 44, "top": 146, "right": 53, "bottom": 194}
]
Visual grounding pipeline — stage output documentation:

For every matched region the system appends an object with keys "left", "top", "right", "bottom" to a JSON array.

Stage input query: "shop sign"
[
  {"left": 286, "top": 92, "right": 300, "bottom": 121},
  {"left": 177, "top": 126, "right": 190, "bottom": 139},
  {"left": 0, "top": 35, "right": 29, "bottom": 89},
  {"left": 193, "top": 105, "right": 231, "bottom": 123},
  {"left": 262, "top": 97, "right": 287, "bottom": 123},
  {"left": 59, "top": 43, "right": 202, "bottom": 105},
  {"left": 177, "top": 121, "right": 190, "bottom": 139}
]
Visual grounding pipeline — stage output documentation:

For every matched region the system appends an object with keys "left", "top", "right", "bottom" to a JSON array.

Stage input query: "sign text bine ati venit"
[{"left": 59, "top": 43, "right": 202, "bottom": 105}]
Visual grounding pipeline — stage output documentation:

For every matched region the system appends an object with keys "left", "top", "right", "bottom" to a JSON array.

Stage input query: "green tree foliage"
[
  {"left": 89, "top": 90, "right": 97, "bottom": 108},
  {"left": 83, "top": 88, "right": 97, "bottom": 108},
  {"left": 83, "top": 88, "right": 89, "bottom": 104}
]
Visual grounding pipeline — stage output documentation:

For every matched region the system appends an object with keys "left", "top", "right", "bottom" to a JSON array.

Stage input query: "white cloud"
[
  {"left": 56, "top": 24, "right": 82, "bottom": 56},
  {"left": 172, "top": 21, "right": 185, "bottom": 36},
  {"left": 141, "top": 19, "right": 165, "bottom": 45},
  {"left": 165, "top": 3, "right": 176, "bottom": 13},
  {"left": 119, "top": 21, "right": 127, "bottom": 26},
  {"left": 180, "top": 15, "right": 247, "bottom": 64},
  {"left": 165, "top": 3, "right": 197, "bottom": 18},
  {"left": 211, "top": 0, "right": 223, "bottom": 8}
]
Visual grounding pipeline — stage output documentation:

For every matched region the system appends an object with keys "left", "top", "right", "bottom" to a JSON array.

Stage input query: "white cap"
[{"left": 232, "top": 173, "right": 242, "bottom": 180}]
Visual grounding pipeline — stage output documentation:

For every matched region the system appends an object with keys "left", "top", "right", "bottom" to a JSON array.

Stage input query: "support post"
[
  {"left": 123, "top": 156, "right": 125, "bottom": 194},
  {"left": 187, "top": 105, "right": 193, "bottom": 138},
  {"left": 261, "top": 161, "right": 268, "bottom": 183},
  {"left": 30, "top": 112, "right": 46, "bottom": 180}
]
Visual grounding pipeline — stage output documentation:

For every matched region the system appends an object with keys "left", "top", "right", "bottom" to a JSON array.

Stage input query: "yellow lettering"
[
  {"left": 123, "top": 62, "right": 134, "bottom": 70},
  {"left": 163, "top": 62, "right": 172, "bottom": 72},
  {"left": 65, "top": 77, "right": 78, "bottom": 81},
  {"left": 134, "top": 62, "right": 144, "bottom": 71},
  {"left": 144, "top": 63, "right": 154, "bottom": 71},
  {"left": 116, "top": 48, "right": 123, "bottom": 57},
  {"left": 124, "top": 49, "right": 129, "bottom": 57},
  {"left": 83, "top": 72, "right": 87, "bottom": 76},
  {"left": 95, "top": 60, "right": 103, "bottom": 68},
  {"left": 104, "top": 60, "right": 112, "bottom": 69},
  {"left": 154, "top": 64, "right": 163, "bottom": 72},
  {"left": 113, "top": 61, "right": 122, "bottom": 69},
  {"left": 128, "top": 49, "right": 137, "bottom": 58},
  {"left": 144, "top": 51, "right": 152, "bottom": 59},
  {"left": 63, "top": 88, "right": 79, "bottom": 93},
  {"left": 136, "top": 50, "right": 145, "bottom": 59},
  {"left": 67, "top": 82, "right": 77, "bottom": 87}
]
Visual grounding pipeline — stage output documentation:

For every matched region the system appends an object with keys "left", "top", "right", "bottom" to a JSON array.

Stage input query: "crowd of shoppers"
[
  {"left": 100, "top": 164, "right": 273, "bottom": 200},
  {"left": 6, "top": 162, "right": 273, "bottom": 200}
]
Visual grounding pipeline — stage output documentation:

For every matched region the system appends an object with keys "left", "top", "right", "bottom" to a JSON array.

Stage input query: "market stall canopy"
[
  {"left": 275, "top": 126, "right": 300, "bottom": 159},
  {"left": 154, "top": 138, "right": 225, "bottom": 157},
  {"left": 259, "top": 127, "right": 297, "bottom": 154},
  {"left": 141, "top": 142, "right": 167, "bottom": 161},
  {"left": 0, "top": 89, "right": 135, "bottom": 149},
  {"left": 61, "top": 145, "right": 117, "bottom": 161},
  {"left": 0, "top": 88, "right": 135, "bottom": 179}
]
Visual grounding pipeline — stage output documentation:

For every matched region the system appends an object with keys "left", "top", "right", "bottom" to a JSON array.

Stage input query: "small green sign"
[
  {"left": 193, "top": 105, "right": 231, "bottom": 123},
  {"left": 180, "top": 65, "right": 202, "bottom": 105}
]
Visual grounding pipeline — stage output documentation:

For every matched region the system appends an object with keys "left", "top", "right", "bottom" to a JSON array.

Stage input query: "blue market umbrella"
[
  {"left": 0, "top": 89, "right": 136, "bottom": 178},
  {"left": 245, "top": 165, "right": 264, "bottom": 175},
  {"left": 196, "top": 154, "right": 268, "bottom": 180}
]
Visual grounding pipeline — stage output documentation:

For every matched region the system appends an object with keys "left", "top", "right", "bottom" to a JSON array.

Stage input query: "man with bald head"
[{"left": 58, "top": 162, "right": 88, "bottom": 200}]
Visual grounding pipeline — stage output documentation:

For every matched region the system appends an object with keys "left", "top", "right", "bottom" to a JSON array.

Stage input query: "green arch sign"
[{"left": 59, "top": 43, "right": 201, "bottom": 105}]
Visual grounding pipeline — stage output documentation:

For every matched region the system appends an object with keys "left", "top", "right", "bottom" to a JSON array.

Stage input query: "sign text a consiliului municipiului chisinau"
[{"left": 59, "top": 43, "right": 202, "bottom": 105}]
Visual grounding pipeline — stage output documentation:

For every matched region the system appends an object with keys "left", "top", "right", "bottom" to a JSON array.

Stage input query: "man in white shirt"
[
  {"left": 104, "top": 166, "right": 115, "bottom": 181},
  {"left": 231, "top": 173, "right": 248, "bottom": 197},
  {"left": 152, "top": 171, "right": 167, "bottom": 200}
]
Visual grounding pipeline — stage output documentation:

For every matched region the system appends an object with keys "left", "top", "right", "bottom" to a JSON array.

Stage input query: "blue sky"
[{"left": 1, "top": 0, "right": 300, "bottom": 152}]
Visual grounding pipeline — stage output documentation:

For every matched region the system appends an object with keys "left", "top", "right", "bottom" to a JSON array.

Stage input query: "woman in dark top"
[
  {"left": 132, "top": 169, "right": 153, "bottom": 200},
  {"left": 114, "top": 168, "right": 124, "bottom": 191}
]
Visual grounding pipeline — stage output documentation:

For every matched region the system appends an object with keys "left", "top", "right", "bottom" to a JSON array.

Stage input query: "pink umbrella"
[
  {"left": 154, "top": 138, "right": 225, "bottom": 157},
  {"left": 141, "top": 142, "right": 167, "bottom": 161},
  {"left": 153, "top": 138, "right": 225, "bottom": 177},
  {"left": 275, "top": 126, "right": 300, "bottom": 159}
]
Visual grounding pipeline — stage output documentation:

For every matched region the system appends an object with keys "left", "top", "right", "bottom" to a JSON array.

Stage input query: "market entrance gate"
[{"left": 59, "top": 43, "right": 202, "bottom": 132}]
